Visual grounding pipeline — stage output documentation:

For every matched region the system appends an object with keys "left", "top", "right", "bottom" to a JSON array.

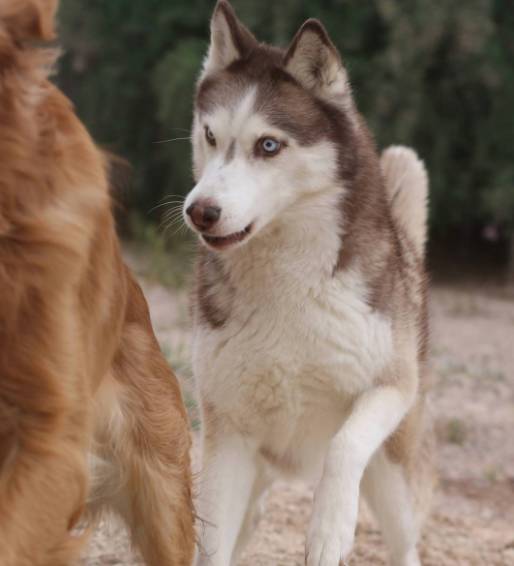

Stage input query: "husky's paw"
[{"left": 305, "top": 504, "right": 353, "bottom": 566}]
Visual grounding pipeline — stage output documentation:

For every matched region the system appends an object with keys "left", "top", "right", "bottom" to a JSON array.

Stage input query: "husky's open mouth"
[{"left": 202, "top": 223, "right": 253, "bottom": 249}]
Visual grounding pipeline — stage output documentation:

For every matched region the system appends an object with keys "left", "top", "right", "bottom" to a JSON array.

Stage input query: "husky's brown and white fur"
[{"left": 184, "top": 2, "right": 435, "bottom": 565}]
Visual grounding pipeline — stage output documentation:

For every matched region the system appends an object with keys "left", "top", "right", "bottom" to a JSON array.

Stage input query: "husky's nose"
[{"left": 186, "top": 201, "right": 221, "bottom": 231}]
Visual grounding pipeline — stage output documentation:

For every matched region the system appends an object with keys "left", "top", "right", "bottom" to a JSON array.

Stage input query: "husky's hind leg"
[
  {"left": 362, "top": 449, "right": 421, "bottom": 566},
  {"left": 231, "top": 462, "right": 272, "bottom": 565},
  {"left": 361, "top": 408, "right": 435, "bottom": 566}
]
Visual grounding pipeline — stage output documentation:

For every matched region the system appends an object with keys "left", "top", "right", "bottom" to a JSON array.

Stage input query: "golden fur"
[{"left": 0, "top": 1, "right": 194, "bottom": 564}]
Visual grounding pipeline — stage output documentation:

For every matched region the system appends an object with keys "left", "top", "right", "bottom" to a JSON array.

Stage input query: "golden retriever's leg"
[
  {"left": 0, "top": 388, "right": 88, "bottom": 566},
  {"left": 92, "top": 375, "right": 194, "bottom": 565},
  {"left": 112, "top": 437, "right": 195, "bottom": 566},
  {"left": 92, "top": 318, "right": 195, "bottom": 565},
  {"left": 119, "top": 407, "right": 195, "bottom": 566}
]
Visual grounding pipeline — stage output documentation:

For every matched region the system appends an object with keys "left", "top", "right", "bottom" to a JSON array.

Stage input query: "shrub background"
[{"left": 56, "top": 0, "right": 514, "bottom": 269}]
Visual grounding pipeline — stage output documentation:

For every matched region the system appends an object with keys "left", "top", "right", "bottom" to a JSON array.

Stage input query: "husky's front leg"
[
  {"left": 306, "top": 375, "right": 416, "bottom": 566},
  {"left": 196, "top": 426, "right": 257, "bottom": 566}
]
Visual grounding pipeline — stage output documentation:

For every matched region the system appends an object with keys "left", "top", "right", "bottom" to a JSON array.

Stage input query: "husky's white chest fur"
[{"left": 193, "top": 205, "right": 393, "bottom": 473}]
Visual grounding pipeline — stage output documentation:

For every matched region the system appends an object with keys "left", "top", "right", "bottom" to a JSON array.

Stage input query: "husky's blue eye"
[
  {"left": 205, "top": 126, "right": 216, "bottom": 147},
  {"left": 258, "top": 137, "right": 281, "bottom": 156}
]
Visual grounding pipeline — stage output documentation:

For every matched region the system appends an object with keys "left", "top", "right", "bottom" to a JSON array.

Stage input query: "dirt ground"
[{"left": 83, "top": 274, "right": 514, "bottom": 566}]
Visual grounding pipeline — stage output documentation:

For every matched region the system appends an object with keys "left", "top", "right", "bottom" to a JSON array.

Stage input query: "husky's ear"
[
  {"left": 0, "top": 0, "right": 57, "bottom": 42},
  {"left": 203, "top": 0, "right": 257, "bottom": 76},
  {"left": 284, "top": 19, "right": 351, "bottom": 107}
]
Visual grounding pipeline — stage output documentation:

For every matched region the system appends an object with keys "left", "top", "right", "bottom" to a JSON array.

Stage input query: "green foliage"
[
  {"left": 127, "top": 213, "right": 194, "bottom": 288},
  {"left": 152, "top": 38, "right": 205, "bottom": 194},
  {"left": 57, "top": 0, "right": 514, "bottom": 238}
]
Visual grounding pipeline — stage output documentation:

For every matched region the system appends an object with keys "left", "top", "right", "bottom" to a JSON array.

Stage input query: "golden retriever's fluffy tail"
[{"left": 381, "top": 145, "right": 429, "bottom": 257}]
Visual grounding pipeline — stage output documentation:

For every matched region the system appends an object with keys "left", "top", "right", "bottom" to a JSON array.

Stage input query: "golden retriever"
[{"left": 0, "top": 1, "right": 194, "bottom": 564}]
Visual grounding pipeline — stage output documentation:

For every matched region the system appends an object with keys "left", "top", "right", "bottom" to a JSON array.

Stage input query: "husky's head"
[{"left": 184, "top": 0, "right": 357, "bottom": 252}]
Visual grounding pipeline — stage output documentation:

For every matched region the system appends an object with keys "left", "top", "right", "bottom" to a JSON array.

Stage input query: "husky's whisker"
[
  {"left": 160, "top": 206, "right": 185, "bottom": 220},
  {"left": 148, "top": 200, "right": 187, "bottom": 214},
  {"left": 160, "top": 214, "right": 184, "bottom": 230},
  {"left": 153, "top": 137, "right": 192, "bottom": 144},
  {"left": 160, "top": 209, "right": 186, "bottom": 230},
  {"left": 157, "top": 193, "right": 186, "bottom": 202}
]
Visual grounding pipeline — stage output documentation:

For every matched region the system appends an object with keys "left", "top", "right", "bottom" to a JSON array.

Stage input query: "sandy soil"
[{"left": 83, "top": 276, "right": 514, "bottom": 566}]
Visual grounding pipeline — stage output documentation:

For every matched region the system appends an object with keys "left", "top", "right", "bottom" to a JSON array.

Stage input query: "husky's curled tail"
[{"left": 381, "top": 146, "right": 429, "bottom": 258}]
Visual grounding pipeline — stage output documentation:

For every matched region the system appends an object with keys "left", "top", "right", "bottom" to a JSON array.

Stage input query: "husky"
[{"left": 183, "top": 2, "right": 435, "bottom": 565}]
